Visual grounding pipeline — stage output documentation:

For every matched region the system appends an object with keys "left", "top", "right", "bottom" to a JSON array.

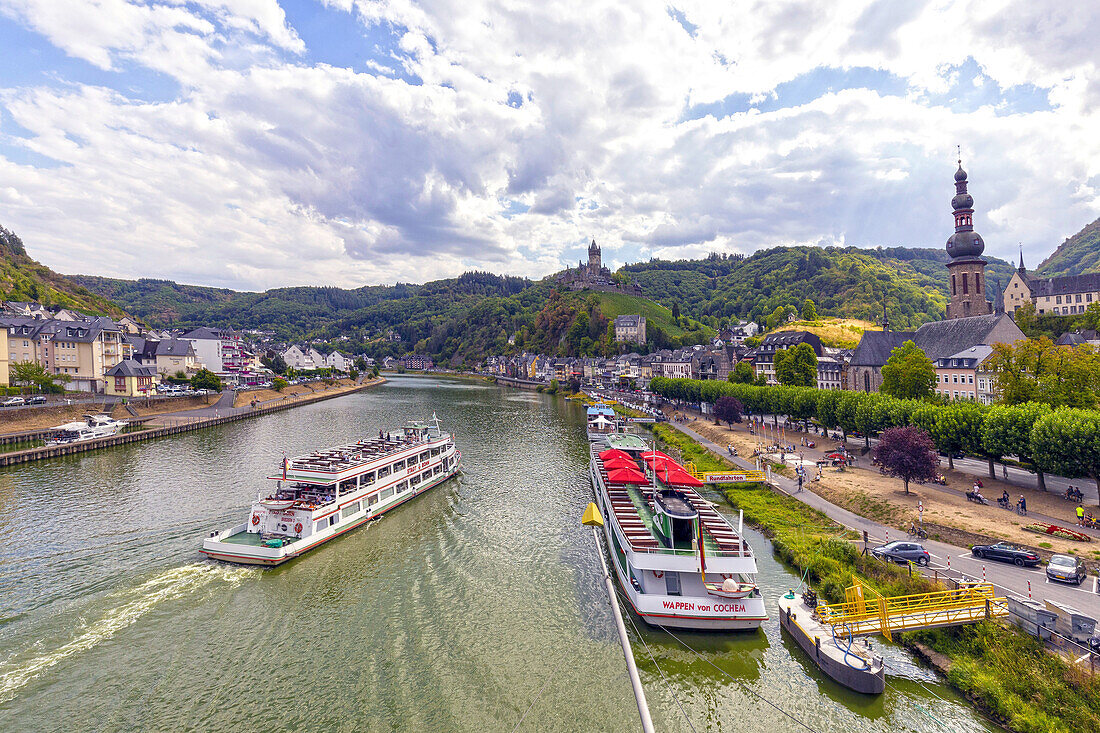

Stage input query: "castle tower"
[
  {"left": 588, "top": 239, "right": 601, "bottom": 275},
  {"left": 945, "top": 156, "right": 992, "bottom": 319}
]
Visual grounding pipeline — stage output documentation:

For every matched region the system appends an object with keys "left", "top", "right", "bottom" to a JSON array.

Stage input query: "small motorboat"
[{"left": 704, "top": 579, "right": 757, "bottom": 599}]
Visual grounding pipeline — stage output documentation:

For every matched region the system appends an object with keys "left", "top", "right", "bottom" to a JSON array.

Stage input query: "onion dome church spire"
[{"left": 945, "top": 148, "right": 992, "bottom": 319}]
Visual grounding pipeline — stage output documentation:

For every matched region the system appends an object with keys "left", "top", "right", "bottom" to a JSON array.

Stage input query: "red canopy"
[
  {"left": 663, "top": 470, "right": 704, "bottom": 487},
  {"left": 641, "top": 450, "right": 672, "bottom": 461},
  {"left": 602, "top": 457, "right": 638, "bottom": 470},
  {"left": 607, "top": 467, "right": 649, "bottom": 484},
  {"left": 599, "top": 449, "right": 633, "bottom": 462}
]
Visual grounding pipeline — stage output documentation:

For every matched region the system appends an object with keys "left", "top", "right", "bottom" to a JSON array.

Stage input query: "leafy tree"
[
  {"left": 714, "top": 395, "right": 743, "bottom": 427},
  {"left": 547, "top": 378, "right": 560, "bottom": 395},
  {"left": 729, "top": 361, "right": 755, "bottom": 384},
  {"left": 1031, "top": 408, "right": 1100, "bottom": 507},
  {"left": 370, "top": 364, "right": 380, "bottom": 378},
  {"left": 987, "top": 337, "right": 1100, "bottom": 407},
  {"left": 567, "top": 377, "right": 581, "bottom": 394},
  {"left": 774, "top": 343, "right": 817, "bottom": 387},
  {"left": 270, "top": 354, "right": 288, "bottom": 374},
  {"left": 880, "top": 340, "right": 936, "bottom": 400},
  {"left": 354, "top": 356, "right": 368, "bottom": 371},
  {"left": 753, "top": 373, "right": 768, "bottom": 386},
  {"left": 190, "top": 368, "right": 222, "bottom": 392},
  {"left": 873, "top": 425, "right": 940, "bottom": 495},
  {"left": 671, "top": 302, "right": 680, "bottom": 320},
  {"left": 983, "top": 403, "right": 1051, "bottom": 489},
  {"left": 931, "top": 402, "right": 984, "bottom": 469},
  {"left": 765, "top": 305, "right": 788, "bottom": 331},
  {"left": 272, "top": 377, "right": 288, "bottom": 392},
  {"left": 801, "top": 299, "right": 818, "bottom": 321},
  {"left": 9, "top": 361, "right": 69, "bottom": 393}
]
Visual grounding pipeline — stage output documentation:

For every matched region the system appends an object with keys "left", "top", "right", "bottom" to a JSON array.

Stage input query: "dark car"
[
  {"left": 1046, "top": 554, "right": 1088, "bottom": 585},
  {"left": 971, "top": 542, "right": 1040, "bottom": 567},
  {"left": 27, "top": 395, "right": 47, "bottom": 405},
  {"left": 871, "top": 541, "right": 930, "bottom": 566}
]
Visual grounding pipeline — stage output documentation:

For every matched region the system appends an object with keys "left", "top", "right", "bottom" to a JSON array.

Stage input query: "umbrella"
[
  {"left": 607, "top": 467, "right": 649, "bottom": 484},
  {"left": 599, "top": 449, "right": 633, "bottom": 462},
  {"left": 602, "top": 457, "right": 638, "bottom": 470},
  {"left": 663, "top": 469, "right": 704, "bottom": 487},
  {"left": 641, "top": 450, "right": 673, "bottom": 461}
]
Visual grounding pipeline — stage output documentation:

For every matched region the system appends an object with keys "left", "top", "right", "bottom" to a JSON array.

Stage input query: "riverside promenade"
[{"left": 0, "top": 377, "right": 384, "bottom": 466}]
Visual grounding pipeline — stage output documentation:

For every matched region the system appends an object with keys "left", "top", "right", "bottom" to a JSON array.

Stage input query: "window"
[
  {"left": 419, "top": 452, "right": 429, "bottom": 463},
  {"left": 368, "top": 494, "right": 379, "bottom": 506},
  {"left": 1088, "top": 294, "right": 1093, "bottom": 302},
  {"left": 380, "top": 487, "right": 395, "bottom": 501},
  {"left": 961, "top": 273, "right": 968, "bottom": 294},
  {"left": 1057, "top": 296, "right": 1062, "bottom": 304},
  {"left": 1077, "top": 294, "right": 1083, "bottom": 303},
  {"left": 968, "top": 375, "right": 973, "bottom": 384},
  {"left": 341, "top": 502, "right": 360, "bottom": 519},
  {"left": 953, "top": 375, "right": 958, "bottom": 383},
  {"left": 975, "top": 274, "right": 982, "bottom": 294},
  {"left": 392, "top": 459, "right": 405, "bottom": 471},
  {"left": 377, "top": 465, "right": 391, "bottom": 478},
  {"left": 364, "top": 471, "right": 375, "bottom": 484},
  {"left": 951, "top": 274, "right": 956, "bottom": 295}
]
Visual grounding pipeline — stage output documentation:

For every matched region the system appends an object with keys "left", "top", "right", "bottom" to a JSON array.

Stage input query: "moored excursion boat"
[
  {"left": 45, "top": 413, "right": 128, "bottom": 445},
  {"left": 589, "top": 433, "right": 768, "bottom": 630},
  {"left": 586, "top": 402, "right": 617, "bottom": 442},
  {"left": 202, "top": 417, "right": 461, "bottom": 566}
]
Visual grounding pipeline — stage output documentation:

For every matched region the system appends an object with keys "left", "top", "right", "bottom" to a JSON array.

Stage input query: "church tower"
[
  {"left": 945, "top": 156, "right": 992, "bottom": 319},
  {"left": 588, "top": 239, "right": 602, "bottom": 275}
]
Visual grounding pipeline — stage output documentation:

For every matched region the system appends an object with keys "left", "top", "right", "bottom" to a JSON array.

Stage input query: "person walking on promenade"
[
  {"left": 1077, "top": 504, "right": 1086, "bottom": 527},
  {"left": 1018, "top": 495, "right": 1028, "bottom": 516}
]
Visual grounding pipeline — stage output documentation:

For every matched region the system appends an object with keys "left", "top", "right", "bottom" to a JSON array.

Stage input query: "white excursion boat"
[
  {"left": 202, "top": 417, "right": 461, "bottom": 566},
  {"left": 45, "top": 414, "right": 128, "bottom": 445},
  {"left": 586, "top": 403, "right": 617, "bottom": 442},
  {"left": 589, "top": 433, "right": 767, "bottom": 630}
]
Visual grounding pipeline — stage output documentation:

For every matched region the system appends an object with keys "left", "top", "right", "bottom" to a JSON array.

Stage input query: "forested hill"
[
  {"left": 622, "top": 246, "right": 1016, "bottom": 330},
  {"left": 0, "top": 225, "right": 126, "bottom": 316},
  {"left": 1036, "top": 216, "right": 1100, "bottom": 278}
]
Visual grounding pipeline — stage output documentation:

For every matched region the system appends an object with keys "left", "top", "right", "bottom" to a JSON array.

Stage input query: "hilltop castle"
[{"left": 555, "top": 239, "right": 634, "bottom": 292}]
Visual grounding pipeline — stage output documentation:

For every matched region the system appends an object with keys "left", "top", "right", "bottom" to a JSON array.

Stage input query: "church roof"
[
  {"left": 849, "top": 330, "right": 915, "bottom": 367},
  {"left": 1026, "top": 273, "right": 1100, "bottom": 298}
]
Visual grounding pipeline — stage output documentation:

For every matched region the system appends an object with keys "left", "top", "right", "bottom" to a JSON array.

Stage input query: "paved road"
[{"left": 663, "top": 419, "right": 1100, "bottom": 615}]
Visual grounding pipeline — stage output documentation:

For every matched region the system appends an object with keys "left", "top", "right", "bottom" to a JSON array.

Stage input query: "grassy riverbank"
[{"left": 646, "top": 421, "right": 1100, "bottom": 733}]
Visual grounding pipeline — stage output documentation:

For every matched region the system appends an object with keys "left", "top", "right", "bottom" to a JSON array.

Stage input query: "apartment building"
[{"left": 3, "top": 316, "right": 126, "bottom": 392}]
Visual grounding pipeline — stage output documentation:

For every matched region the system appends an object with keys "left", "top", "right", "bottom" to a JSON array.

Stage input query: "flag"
[{"left": 698, "top": 517, "right": 707, "bottom": 574}]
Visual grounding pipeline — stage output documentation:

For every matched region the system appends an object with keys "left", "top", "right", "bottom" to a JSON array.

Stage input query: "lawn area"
[
  {"left": 773, "top": 317, "right": 880, "bottom": 348},
  {"left": 592, "top": 291, "right": 713, "bottom": 339}
]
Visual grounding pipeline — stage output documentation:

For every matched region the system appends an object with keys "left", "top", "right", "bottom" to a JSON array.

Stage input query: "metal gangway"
[{"left": 815, "top": 578, "right": 1008, "bottom": 641}]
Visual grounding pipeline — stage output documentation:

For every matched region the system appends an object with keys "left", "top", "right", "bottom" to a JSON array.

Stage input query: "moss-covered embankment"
[{"left": 646, "top": 421, "right": 1100, "bottom": 733}]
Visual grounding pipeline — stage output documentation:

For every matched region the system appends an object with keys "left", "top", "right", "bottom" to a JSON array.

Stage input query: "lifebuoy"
[
  {"left": 653, "top": 570, "right": 664, "bottom": 578},
  {"left": 294, "top": 523, "right": 303, "bottom": 533},
  {"left": 251, "top": 515, "right": 260, "bottom": 526}
]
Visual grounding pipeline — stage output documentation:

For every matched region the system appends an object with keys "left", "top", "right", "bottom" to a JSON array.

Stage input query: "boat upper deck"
[
  {"left": 592, "top": 447, "right": 751, "bottom": 558},
  {"left": 275, "top": 427, "right": 449, "bottom": 483}
]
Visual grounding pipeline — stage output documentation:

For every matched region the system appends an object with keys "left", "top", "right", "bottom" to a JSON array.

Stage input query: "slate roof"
[
  {"left": 849, "top": 330, "right": 916, "bottom": 367},
  {"left": 614, "top": 315, "right": 643, "bottom": 328},
  {"left": 106, "top": 359, "right": 156, "bottom": 377},
  {"left": 1056, "top": 330, "right": 1100, "bottom": 346},
  {"left": 1028, "top": 273, "right": 1100, "bottom": 298},
  {"left": 935, "top": 345, "right": 993, "bottom": 368},
  {"left": 912, "top": 313, "right": 1021, "bottom": 360},
  {"left": 156, "top": 339, "right": 195, "bottom": 357}
]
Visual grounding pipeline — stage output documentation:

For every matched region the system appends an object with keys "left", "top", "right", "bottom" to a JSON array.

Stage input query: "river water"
[{"left": 0, "top": 375, "right": 996, "bottom": 731}]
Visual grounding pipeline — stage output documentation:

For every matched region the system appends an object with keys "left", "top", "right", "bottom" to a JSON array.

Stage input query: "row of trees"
[{"left": 649, "top": 376, "right": 1100, "bottom": 505}]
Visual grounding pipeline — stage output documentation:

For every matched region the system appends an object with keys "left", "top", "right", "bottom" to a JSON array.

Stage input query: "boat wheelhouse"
[
  {"left": 45, "top": 413, "right": 128, "bottom": 445},
  {"left": 202, "top": 418, "right": 461, "bottom": 566},
  {"left": 589, "top": 433, "right": 767, "bottom": 630},
  {"left": 586, "top": 403, "right": 617, "bottom": 442}
]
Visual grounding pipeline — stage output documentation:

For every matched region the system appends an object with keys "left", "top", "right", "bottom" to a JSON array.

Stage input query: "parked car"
[
  {"left": 2, "top": 396, "right": 26, "bottom": 406},
  {"left": 970, "top": 542, "right": 1040, "bottom": 567},
  {"left": 1046, "top": 554, "right": 1088, "bottom": 585},
  {"left": 871, "top": 541, "right": 930, "bottom": 566},
  {"left": 27, "top": 395, "right": 47, "bottom": 405}
]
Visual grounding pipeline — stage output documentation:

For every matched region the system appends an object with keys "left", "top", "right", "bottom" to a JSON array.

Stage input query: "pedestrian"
[
  {"left": 1077, "top": 504, "right": 1086, "bottom": 527},
  {"left": 1002, "top": 464, "right": 1008, "bottom": 480},
  {"left": 1018, "top": 494, "right": 1027, "bottom": 516}
]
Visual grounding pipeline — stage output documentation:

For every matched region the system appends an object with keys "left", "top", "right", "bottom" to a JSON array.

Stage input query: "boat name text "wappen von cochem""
[{"left": 662, "top": 601, "right": 748, "bottom": 613}]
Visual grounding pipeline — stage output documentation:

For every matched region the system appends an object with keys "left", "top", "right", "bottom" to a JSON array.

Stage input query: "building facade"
[
  {"left": 614, "top": 314, "right": 647, "bottom": 345},
  {"left": 945, "top": 159, "right": 993, "bottom": 319},
  {"left": 1003, "top": 254, "right": 1100, "bottom": 317}
]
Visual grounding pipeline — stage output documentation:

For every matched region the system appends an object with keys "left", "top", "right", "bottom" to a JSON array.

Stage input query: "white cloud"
[{"left": 0, "top": 0, "right": 1097, "bottom": 290}]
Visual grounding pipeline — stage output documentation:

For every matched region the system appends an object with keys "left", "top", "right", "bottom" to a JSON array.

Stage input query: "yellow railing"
[{"left": 816, "top": 578, "right": 1008, "bottom": 641}]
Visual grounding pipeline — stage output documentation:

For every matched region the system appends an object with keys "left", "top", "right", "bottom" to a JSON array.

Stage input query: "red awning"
[
  {"left": 599, "top": 449, "right": 634, "bottom": 462},
  {"left": 602, "top": 457, "right": 638, "bottom": 470},
  {"left": 607, "top": 467, "right": 649, "bottom": 484},
  {"left": 663, "top": 470, "right": 703, "bottom": 487},
  {"left": 641, "top": 450, "right": 672, "bottom": 461}
]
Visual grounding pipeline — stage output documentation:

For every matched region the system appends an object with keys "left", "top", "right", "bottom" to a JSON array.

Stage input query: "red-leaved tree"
[
  {"left": 714, "top": 395, "right": 744, "bottom": 427},
  {"left": 872, "top": 425, "right": 939, "bottom": 495}
]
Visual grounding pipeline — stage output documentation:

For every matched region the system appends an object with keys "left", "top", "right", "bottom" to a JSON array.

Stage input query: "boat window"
[
  {"left": 665, "top": 572, "right": 681, "bottom": 596},
  {"left": 377, "top": 465, "right": 391, "bottom": 478},
  {"left": 330, "top": 515, "right": 338, "bottom": 526},
  {"left": 421, "top": 471, "right": 431, "bottom": 482},
  {"left": 364, "top": 471, "right": 375, "bottom": 484},
  {"left": 392, "top": 459, "right": 405, "bottom": 471},
  {"left": 430, "top": 447, "right": 440, "bottom": 457},
  {"left": 380, "top": 487, "right": 395, "bottom": 501},
  {"left": 410, "top": 474, "right": 421, "bottom": 486},
  {"left": 341, "top": 502, "right": 360, "bottom": 519},
  {"left": 315, "top": 520, "right": 326, "bottom": 532},
  {"left": 419, "top": 451, "right": 429, "bottom": 463},
  {"left": 433, "top": 465, "right": 441, "bottom": 475},
  {"left": 396, "top": 480, "right": 409, "bottom": 493},
  {"left": 368, "top": 494, "right": 379, "bottom": 506}
]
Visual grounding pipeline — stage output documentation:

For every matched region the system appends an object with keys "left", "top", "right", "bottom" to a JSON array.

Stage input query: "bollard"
[
  {"left": 886, "top": 529, "right": 889, "bottom": 543},
  {"left": 1028, "top": 580, "right": 1032, "bottom": 599},
  {"left": 983, "top": 565, "right": 987, "bottom": 582},
  {"left": 947, "top": 556, "right": 950, "bottom": 572}
]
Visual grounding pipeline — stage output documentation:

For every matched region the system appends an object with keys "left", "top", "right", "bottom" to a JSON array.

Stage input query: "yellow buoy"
[{"left": 581, "top": 502, "right": 604, "bottom": 527}]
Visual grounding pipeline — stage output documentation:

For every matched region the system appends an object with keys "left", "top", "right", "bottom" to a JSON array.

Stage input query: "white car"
[{"left": 2, "top": 396, "right": 26, "bottom": 406}]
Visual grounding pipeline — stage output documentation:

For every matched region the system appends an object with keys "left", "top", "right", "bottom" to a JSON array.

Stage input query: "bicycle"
[{"left": 908, "top": 522, "right": 928, "bottom": 540}]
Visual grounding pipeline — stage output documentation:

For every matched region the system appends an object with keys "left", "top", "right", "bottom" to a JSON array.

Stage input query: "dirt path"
[{"left": 670, "top": 409, "right": 1098, "bottom": 560}]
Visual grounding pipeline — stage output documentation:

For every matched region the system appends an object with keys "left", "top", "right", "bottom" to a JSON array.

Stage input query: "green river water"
[{"left": 0, "top": 375, "right": 997, "bottom": 731}]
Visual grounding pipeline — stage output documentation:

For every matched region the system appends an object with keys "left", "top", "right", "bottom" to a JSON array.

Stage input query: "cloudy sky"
[{"left": 0, "top": 1, "right": 1097, "bottom": 291}]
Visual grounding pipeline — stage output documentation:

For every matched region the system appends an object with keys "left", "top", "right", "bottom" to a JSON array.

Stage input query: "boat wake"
[{"left": 0, "top": 563, "right": 255, "bottom": 701}]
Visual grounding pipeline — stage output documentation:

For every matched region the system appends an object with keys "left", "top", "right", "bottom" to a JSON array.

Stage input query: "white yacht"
[
  {"left": 45, "top": 414, "right": 128, "bottom": 445},
  {"left": 202, "top": 418, "right": 461, "bottom": 566},
  {"left": 590, "top": 433, "right": 767, "bottom": 630}
]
